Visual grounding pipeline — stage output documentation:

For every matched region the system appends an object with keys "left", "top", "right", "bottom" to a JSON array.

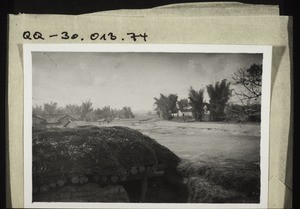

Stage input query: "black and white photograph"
[{"left": 24, "top": 44, "right": 271, "bottom": 208}]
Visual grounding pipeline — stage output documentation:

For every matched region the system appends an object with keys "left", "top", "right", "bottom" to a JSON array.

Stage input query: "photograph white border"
[{"left": 23, "top": 44, "right": 272, "bottom": 209}]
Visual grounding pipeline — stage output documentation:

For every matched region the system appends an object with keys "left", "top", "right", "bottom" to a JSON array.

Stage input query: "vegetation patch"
[
  {"left": 178, "top": 156, "right": 260, "bottom": 203},
  {"left": 186, "top": 177, "right": 245, "bottom": 203}
]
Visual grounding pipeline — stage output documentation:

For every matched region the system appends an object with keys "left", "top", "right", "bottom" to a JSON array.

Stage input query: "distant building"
[
  {"left": 32, "top": 114, "right": 78, "bottom": 128},
  {"left": 38, "top": 113, "right": 64, "bottom": 126},
  {"left": 97, "top": 118, "right": 106, "bottom": 124},
  {"left": 178, "top": 106, "right": 193, "bottom": 117},
  {"left": 64, "top": 120, "right": 94, "bottom": 128},
  {"left": 201, "top": 104, "right": 210, "bottom": 121},
  {"left": 171, "top": 105, "right": 210, "bottom": 121},
  {"left": 32, "top": 115, "right": 47, "bottom": 130},
  {"left": 57, "top": 114, "right": 78, "bottom": 125},
  {"left": 170, "top": 112, "right": 179, "bottom": 117}
]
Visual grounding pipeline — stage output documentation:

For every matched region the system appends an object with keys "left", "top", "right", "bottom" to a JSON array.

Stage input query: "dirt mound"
[
  {"left": 178, "top": 156, "right": 260, "bottom": 202},
  {"left": 33, "top": 126, "right": 180, "bottom": 189},
  {"left": 186, "top": 177, "right": 245, "bottom": 203}
]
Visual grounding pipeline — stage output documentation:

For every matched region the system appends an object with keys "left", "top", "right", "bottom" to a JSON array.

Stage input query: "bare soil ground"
[
  {"left": 94, "top": 115, "right": 261, "bottom": 202},
  {"left": 59, "top": 115, "right": 261, "bottom": 203},
  {"left": 95, "top": 115, "right": 260, "bottom": 163}
]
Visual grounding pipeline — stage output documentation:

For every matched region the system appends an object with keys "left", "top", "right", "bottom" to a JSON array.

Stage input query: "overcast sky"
[{"left": 32, "top": 52, "right": 262, "bottom": 112}]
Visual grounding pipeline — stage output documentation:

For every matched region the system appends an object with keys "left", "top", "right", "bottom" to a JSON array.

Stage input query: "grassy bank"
[{"left": 178, "top": 156, "right": 260, "bottom": 203}]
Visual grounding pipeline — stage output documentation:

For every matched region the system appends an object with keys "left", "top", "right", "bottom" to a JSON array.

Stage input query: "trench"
[{"left": 122, "top": 175, "right": 188, "bottom": 203}]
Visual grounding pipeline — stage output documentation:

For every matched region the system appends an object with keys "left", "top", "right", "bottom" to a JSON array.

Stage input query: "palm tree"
[
  {"left": 177, "top": 99, "right": 189, "bottom": 111},
  {"left": 64, "top": 104, "right": 82, "bottom": 117},
  {"left": 206, "top": 79, "right": 232, "bottom": 121},
  {"left": 167, "top": 94, "right": 179, "bottom": 114},
  {"left": 81, "top": 100, "right": 93, "bottom": 120},
  {"left": 154, "top": 93, "right": 178, "bottom": 120},
  {"left": 32, "top": 105, "right": 43, "bottom": 115},
  {"left": 43, "top": 102, "right": 58, "bottom": 115},
  {"left": 188, "top": 87, "right": 204, "bottom": 120}
]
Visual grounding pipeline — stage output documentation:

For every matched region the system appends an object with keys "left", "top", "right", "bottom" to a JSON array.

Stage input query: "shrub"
[{"left": 225, "top": 104, "right": 261, "bottom": 122}]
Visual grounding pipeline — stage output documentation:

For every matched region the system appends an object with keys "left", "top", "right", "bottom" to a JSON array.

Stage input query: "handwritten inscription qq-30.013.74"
[{"left": 22, "top": 31, "right": 148, "bottom": 42}]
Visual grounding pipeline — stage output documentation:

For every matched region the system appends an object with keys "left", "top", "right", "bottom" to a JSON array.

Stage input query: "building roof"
[
  {"left": 64, "top": 120, "right": 96, "bottom": 128},
  {"left": 183, "top": 106, "right": 193, "bottom": 110},
  {"left": 57, "top": 114, "right": 78, "bottom": 121},
  {"left": 180, "top": 106, "right": 193, "bottom": 113},
  {"left": 35, "top": 114, "right": 79, "bottom": 124},
  {"left": 180, "top": 110, "right": 193, "bottom": 113},
  {"left": 33, "top": 115, "right": 47, "bottom": 121}
]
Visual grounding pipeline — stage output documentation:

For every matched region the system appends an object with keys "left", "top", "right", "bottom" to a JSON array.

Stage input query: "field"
[
  {"left": 97, "top": 115, "right": 260, "bottom": 162},
  {"left": 35, "top": 115, "right": 261, "bottom": 203},
  {"left": 94, "top": 115, "right": 261, "bottom": 202}
]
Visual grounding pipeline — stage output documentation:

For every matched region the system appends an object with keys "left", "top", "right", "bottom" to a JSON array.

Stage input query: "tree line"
[
  {"left": 32, "top": 100, "right": 134, "bottom": 121},
  {"left": 154, "top": 64, "right": 262, "bottom": 122}
]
